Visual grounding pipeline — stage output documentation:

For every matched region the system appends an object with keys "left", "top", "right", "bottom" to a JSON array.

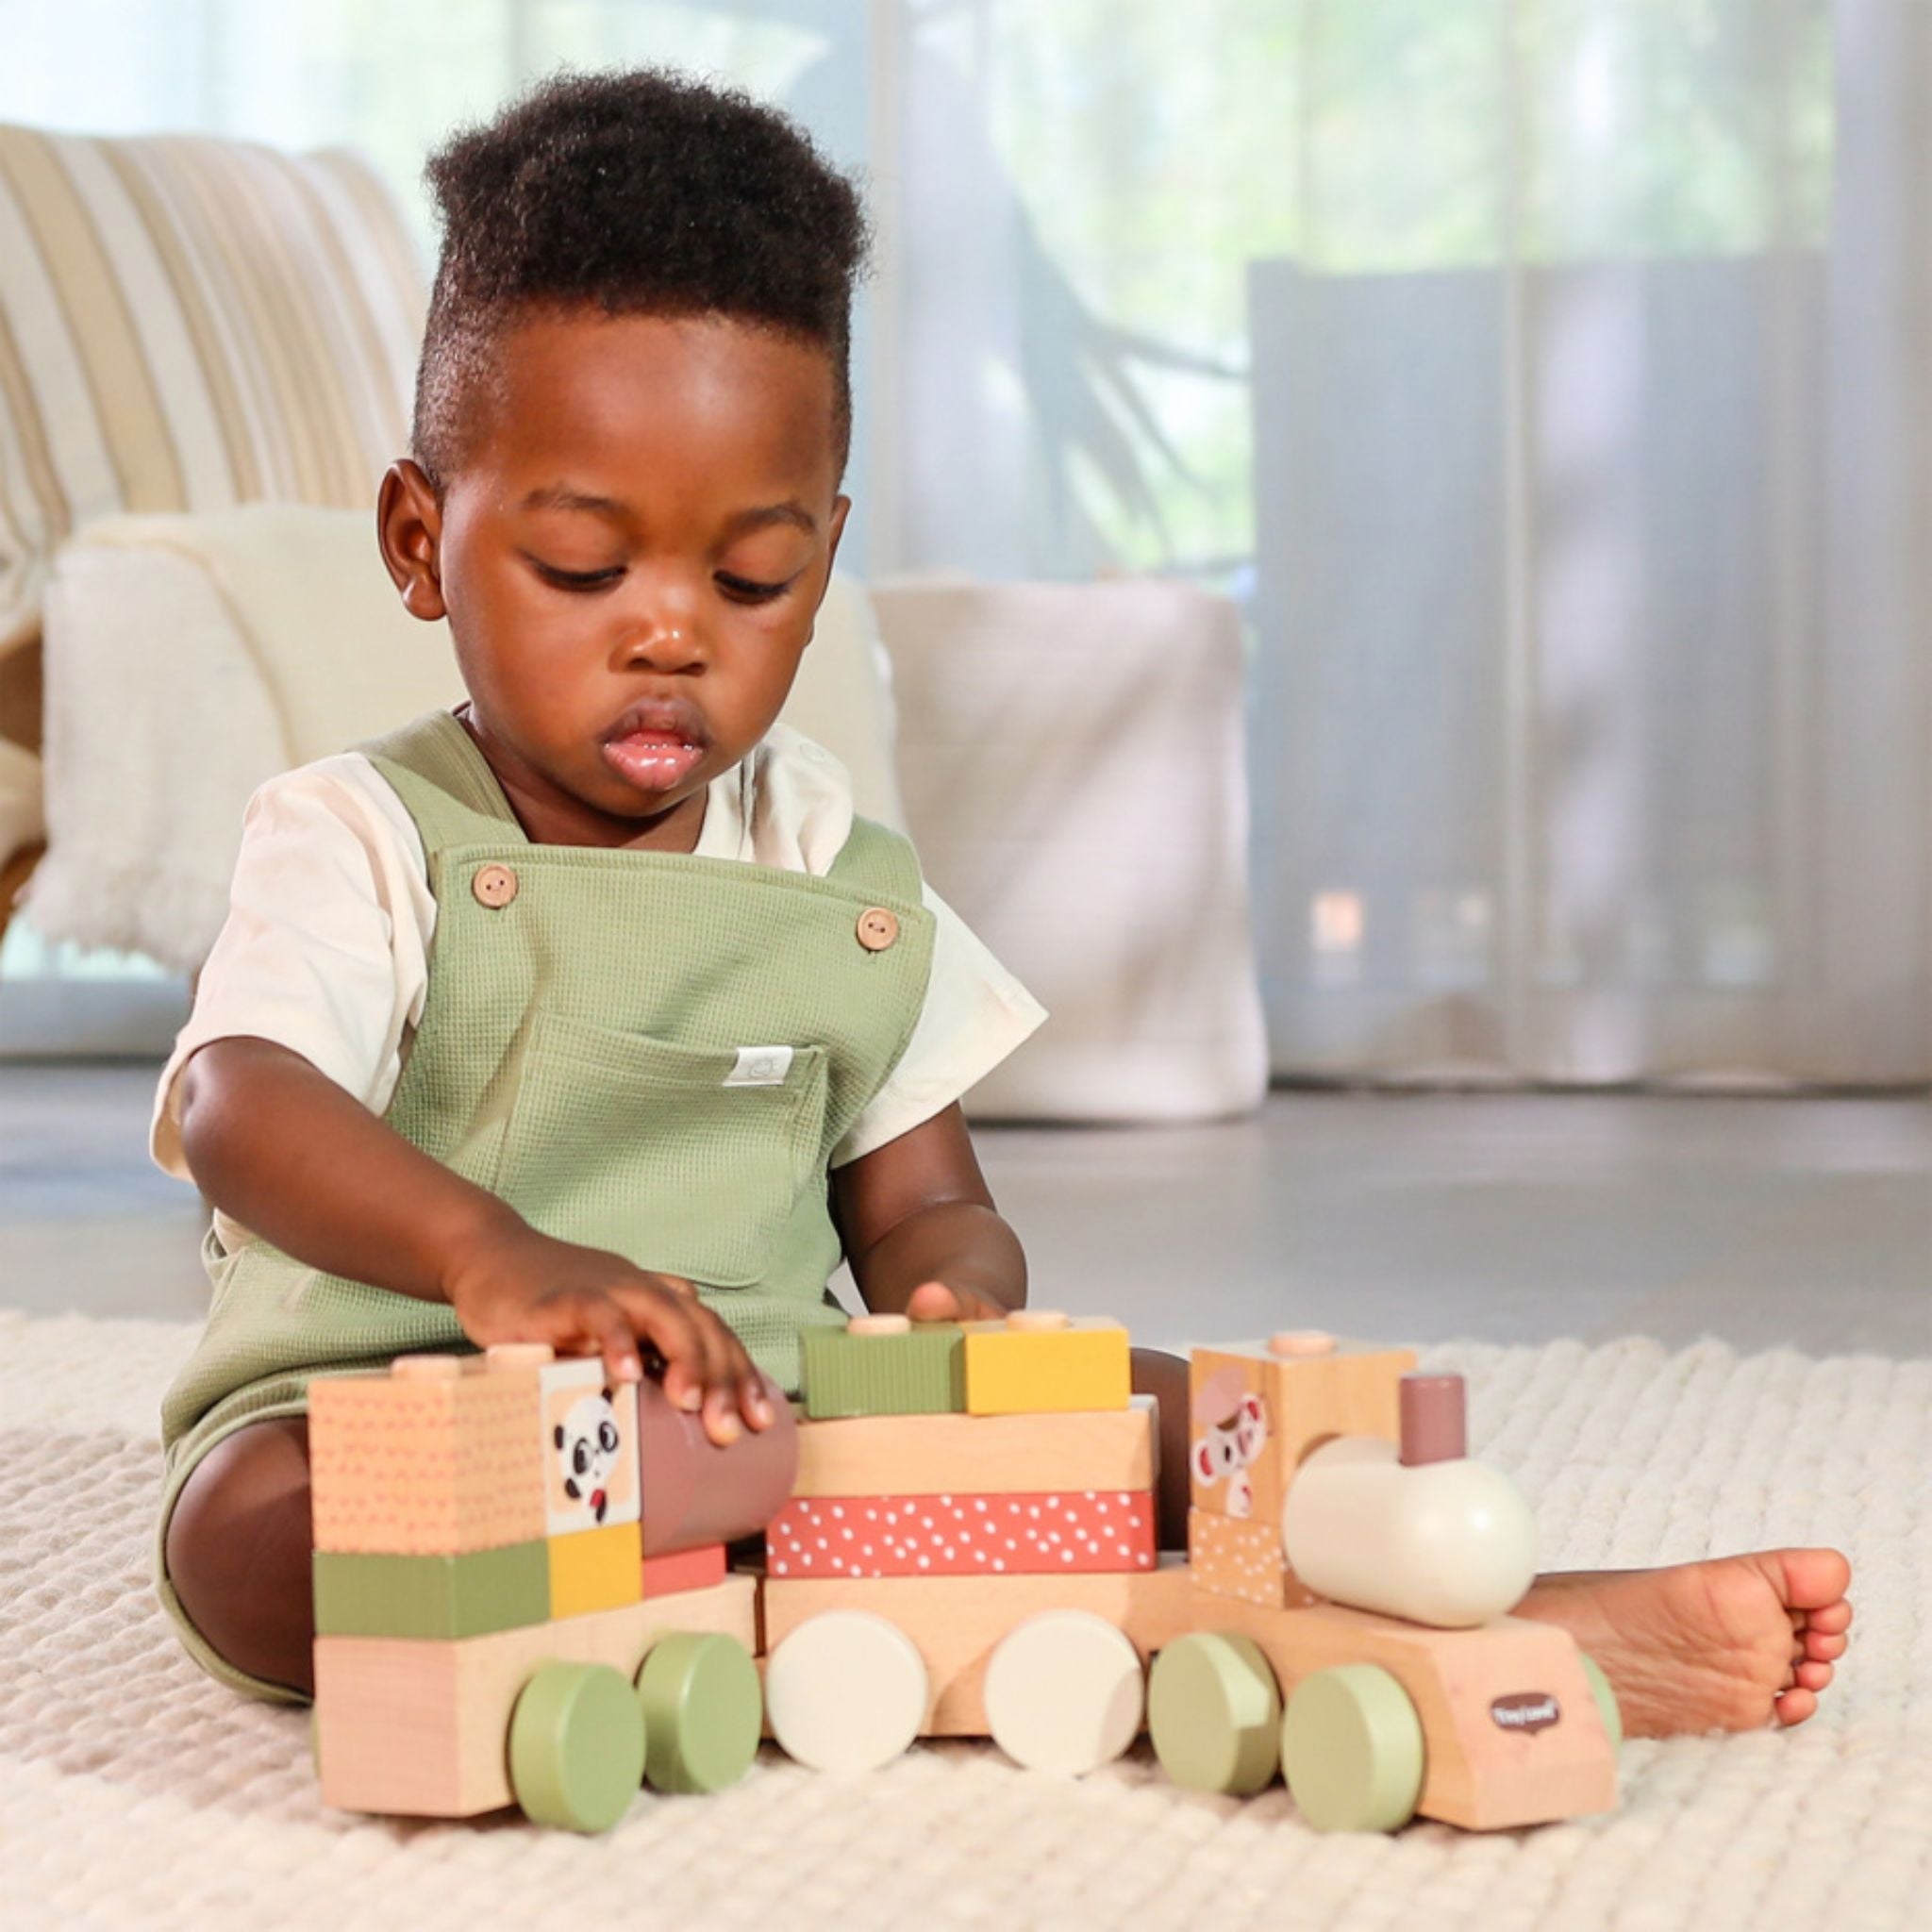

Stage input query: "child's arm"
[
  {"left": 829, "top": 1102, "right": 1025, "bottom": 1323},
  {"left": 177, "top": 1035, "right": 773, "bottom": 1441}
]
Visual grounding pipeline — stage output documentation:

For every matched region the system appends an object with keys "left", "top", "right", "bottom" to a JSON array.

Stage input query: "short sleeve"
[
  {"left": 148, "top": 757, "right": 435, "bottom": 1179},
  {"left": 830, "top": 883, "right": 1047, "bottom": 1167}
]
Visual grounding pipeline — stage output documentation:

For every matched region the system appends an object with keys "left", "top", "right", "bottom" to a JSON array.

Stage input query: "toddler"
[{"left": 156, "top": 69, "right": 1849, "bottom": 1741}]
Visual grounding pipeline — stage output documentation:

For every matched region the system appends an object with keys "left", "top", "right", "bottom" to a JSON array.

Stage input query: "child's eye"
[
  {"left": 716, "top": 572, "right": 794, "bottom": 604},
  {"left": 528, "top": 556, "right": 625, "bottom": 592}
]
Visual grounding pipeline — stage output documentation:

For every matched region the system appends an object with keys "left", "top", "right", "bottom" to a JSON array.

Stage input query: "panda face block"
[
  {"left": 555, "top": 1391, "right": 623, "bottom": 1523},
  {"left": 539, "top": 1357, "right": 641, "bottom": 1535}
]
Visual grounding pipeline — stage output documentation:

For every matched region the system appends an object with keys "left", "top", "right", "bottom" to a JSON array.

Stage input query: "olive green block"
[
  {"left": 1579, "top": 1651, "right": 1624, "bottom": 1752},
  {"left": 635, "top": 1631, "right": 764, "bottom": 1794},
  {"left": 510, "top": 1660, "right": 646, "bottom": 1832},
  {"left": 312, "top": 1541, "right": 550, "bottom": 1639},
  {"left": 1149, "top": 1632, "right": 1282, "bottom": 1796},
  {"left": 1280, "top": 1663, "right": 1425, "bottom": 1834},
  {"left": 800, "top": 1324, "right": 965, "bottom": 1419}
]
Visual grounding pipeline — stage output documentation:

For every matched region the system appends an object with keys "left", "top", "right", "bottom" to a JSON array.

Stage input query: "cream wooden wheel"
[
  {"left": 984, "top": 1609, "right": 1144, "bottom": 1775},
  {"left": 764, "top": 1609, "right": 928, "bottom": 1772}
]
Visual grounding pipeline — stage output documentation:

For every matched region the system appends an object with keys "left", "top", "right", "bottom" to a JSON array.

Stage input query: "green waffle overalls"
[{"left": 154, "top": 708, "right": 936, "bottom": 1700}]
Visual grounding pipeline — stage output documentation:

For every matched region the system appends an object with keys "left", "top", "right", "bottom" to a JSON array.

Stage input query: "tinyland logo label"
[{"left": 1491, "top": 1692, "right": 1561, "bottom": 1734}]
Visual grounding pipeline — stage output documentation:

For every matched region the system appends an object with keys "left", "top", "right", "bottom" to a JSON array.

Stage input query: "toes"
[
  {"left": 1806, "top": 1598, "right": 1855, "bottom": 1638},
  {"left": 1793, "top": 1659, "right": 1834, "bottom": 1693},
  {"left": 1772, "top": 1547, "right": 1853, "bottom": 1613},
  {"left": 1805, "top": 1630, "right": 1849, "bottom": 1663},
  {"left": 1774, "top": 1686, "right": 1819, "bottom": 1727}
]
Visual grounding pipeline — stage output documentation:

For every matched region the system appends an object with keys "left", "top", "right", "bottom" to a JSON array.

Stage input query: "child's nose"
[{"left": 614, "top": 612, "right": 707, "bottom": 674}]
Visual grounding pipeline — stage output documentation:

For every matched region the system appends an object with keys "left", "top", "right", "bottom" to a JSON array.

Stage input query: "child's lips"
[{"left": 602, "top": 731, "right": 706, "bottom": 793}]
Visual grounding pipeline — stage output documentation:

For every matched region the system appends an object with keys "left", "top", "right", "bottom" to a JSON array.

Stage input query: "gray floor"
[{"left": 3, "top": 1060, "right": 1929, "bottom": 1358}]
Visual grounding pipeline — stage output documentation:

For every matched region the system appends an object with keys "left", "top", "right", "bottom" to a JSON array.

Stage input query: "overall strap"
[
  {"left": 356, "top": 709, "right": 525, "bottom": 856},
  {"left": 827, "top": 812, "right": 925, "bottom": 906}
]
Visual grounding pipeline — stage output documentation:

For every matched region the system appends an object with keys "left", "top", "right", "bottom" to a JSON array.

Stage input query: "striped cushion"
[{"left": 0, "top": 125, "right": 425, "bottom": 658}]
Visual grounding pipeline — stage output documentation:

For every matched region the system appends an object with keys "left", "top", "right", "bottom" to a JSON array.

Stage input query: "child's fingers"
[
  {"left": 711, "top": 1327, "right": 775, "bottom": 1433},
  {"left": 904, "top": 1280, "right": 961, "bottom": 1322},
  {"left": 606, "top": 1282, "right": 711, "bottom": 1410},
  {"left": 905, "top": 1280, "right": 1008, "bottom": 1324},
  {"left": 534, "top": 1288, "right": 644, "bottom": 1384}
]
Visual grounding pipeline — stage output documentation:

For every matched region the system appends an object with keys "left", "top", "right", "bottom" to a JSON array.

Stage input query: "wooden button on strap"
[
  {"left": 856, "top": 907, "right": 899, "bottom": 952},
  {"left": 473, "top": 863, "right": 519, "bottom": 908}
]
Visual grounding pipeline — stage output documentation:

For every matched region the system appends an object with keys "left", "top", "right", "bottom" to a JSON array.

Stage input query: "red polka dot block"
[{"left": 766, "top": 1490, "right": 1158, "bottom": 1579}]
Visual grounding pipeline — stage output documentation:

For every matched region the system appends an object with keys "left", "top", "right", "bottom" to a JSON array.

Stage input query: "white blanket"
[
  {"left": 0, "top": 1309, "right": 1911, "bottom": 1932},
  {"left": 26, "top": 507, "right": 903, "bottom": 974}
]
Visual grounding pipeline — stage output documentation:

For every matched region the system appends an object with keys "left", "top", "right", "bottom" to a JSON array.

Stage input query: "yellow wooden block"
[
  {"left": 960, "top": 1313, "right": 1132, "bottom": 1415},
  {"left": 548, "top": 1520, "right": 642, "bottom": 1619}
]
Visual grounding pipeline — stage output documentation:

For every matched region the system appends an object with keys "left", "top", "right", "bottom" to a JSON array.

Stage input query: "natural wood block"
[
  {"left": 800, "top": 1322, "right": 965, "bottom": 1418},
  {"left": 768, "top": 1490, "right": 1157, "bottom": 1579},
  {"left": 961, "top": 1317, "right": 1132, "bottom": 1415},
  {"left": 1184, "top": 1598, "right": 1619, "bottom": 1832},
  {"left": 791, "top": 1403, "right": 1156, "bottom": 1498},
  {"left": 313, "top": 1573, "right": 758, "bottom": 1818},
  {"left": 1188, "top": 1507, "right": 1315, "bottom": 1609},
  {"left": 640, "top": 1543, "right": 726, "bottom": 1598},
  {"left": 312, "top": 1541, "right": 550, "bottom": 1640},
  {"left": 1188, "top": 1338, "right": 1416, "bottom": 1529},
  {"left": 549, "top": 1520, "right": 642, "bottom": 1619},
  {"left": 308, "top": 1359, "right": 545, "bottom": 1556}
]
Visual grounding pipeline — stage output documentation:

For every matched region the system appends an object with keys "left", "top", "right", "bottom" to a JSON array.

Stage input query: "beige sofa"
[{"left": 0, "top": 121, "right": 1265, "bottom": 1122}]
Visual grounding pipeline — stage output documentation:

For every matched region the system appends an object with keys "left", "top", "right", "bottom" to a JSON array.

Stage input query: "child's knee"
[{"left": 165, "top": 1417, "right": 315, "bottom": 1694}]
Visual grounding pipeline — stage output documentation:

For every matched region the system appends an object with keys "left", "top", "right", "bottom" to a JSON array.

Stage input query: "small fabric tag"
[{"left": 724, "top": 1044, "right": 795, "bottom": 1088}]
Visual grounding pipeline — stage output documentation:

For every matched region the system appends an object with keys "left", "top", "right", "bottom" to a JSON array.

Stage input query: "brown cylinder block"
[
  {"left": 636, "top": 1371, "right": 800, "bottom": 1554},
  {"left": 1398, "top": 1372, "right": 1468, "bottom": 1467}
]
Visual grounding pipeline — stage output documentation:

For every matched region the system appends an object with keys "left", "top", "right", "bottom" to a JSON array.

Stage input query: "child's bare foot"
[{"left": 1513, "top": 1548, "right": 1852, "bottom": 1739}]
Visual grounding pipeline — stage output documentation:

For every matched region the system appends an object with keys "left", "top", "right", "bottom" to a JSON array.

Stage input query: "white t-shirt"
[{"left": 152, "top": 722, "right": 1046, "bottom": 1248}]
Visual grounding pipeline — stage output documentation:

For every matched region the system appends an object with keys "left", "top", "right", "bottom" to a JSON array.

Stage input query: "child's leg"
[
  {"left": 1128, "top": 1345, "right": 1852, "bottom": 1740},
  {"left": 165, "top": 1417, "right": 317, "bottom": 1698}
]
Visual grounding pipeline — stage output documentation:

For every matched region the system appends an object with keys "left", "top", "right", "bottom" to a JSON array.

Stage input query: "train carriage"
[{"left": 308, "top": 1315, "right": 1622, "bottom": 1834}]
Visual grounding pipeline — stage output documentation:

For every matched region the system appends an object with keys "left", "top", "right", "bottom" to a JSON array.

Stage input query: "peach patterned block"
[
  {"left": 309, "top": 1366, "right": 545, "bottom": 1557},
  {"left": 767, "top": 1490, "right": 1156, "bottom": 1579},
  {"left": 1188, "top": 1507, "right": 1316, "bottom": 1609}
]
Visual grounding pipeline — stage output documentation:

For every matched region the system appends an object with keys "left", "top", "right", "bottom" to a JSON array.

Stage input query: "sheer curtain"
[
  {"left": 4, "top": 0, "right": 1927, "bottom": 1083},
  {"left": 880, "top": 0, "right": 1932, "bottom": 1086}
]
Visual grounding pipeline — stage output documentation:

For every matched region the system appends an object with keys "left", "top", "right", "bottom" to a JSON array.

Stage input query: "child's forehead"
[{"left": 473, "top": 306, "right": 841, "bottom": 491}]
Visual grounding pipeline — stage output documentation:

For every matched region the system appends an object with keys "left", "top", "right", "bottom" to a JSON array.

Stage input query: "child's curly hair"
[{"left": 411, "top": 67, "right": 870, "bottom": 489}]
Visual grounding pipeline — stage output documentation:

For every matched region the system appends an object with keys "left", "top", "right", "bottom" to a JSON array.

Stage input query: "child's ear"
[
  {"left": 821, "top": 493, "right": 852, "bottom": 589},
  {"left": 376, "top": 459, "right": 449, "bottom": 623},
  {"left": 800, "top": 494, "right": 853, "bottom": 653}
]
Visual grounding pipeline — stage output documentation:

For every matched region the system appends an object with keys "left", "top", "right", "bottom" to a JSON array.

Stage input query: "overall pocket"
[{"left": 493, "top": 1010, "right": 830, "bottom": 1289}]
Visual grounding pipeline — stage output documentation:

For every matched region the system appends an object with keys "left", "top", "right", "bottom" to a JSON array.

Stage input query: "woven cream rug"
[{"left": 2, "top": 1309, "right": 1926, "bottom": 1931}]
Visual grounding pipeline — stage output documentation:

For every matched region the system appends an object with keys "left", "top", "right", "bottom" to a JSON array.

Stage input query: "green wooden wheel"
[
  {"left": 1148, "top": 1632, "right": 1282, "bottom": 1796},
  {"left": 1280, "top": 1664, "right": 1425, "bottom": 1833},
  {"left": 1578, "top": 1651, "right": 1624, "bottom": 1752},
  {"left": 509, "top": 1659, "right": 646, "bottom": 1832},
  {"left": 635, "top": 1632, "right": 763, "bottom": 1794}
]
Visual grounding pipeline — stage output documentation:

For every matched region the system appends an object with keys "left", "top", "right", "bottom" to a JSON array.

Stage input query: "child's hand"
[
  {"left": 904, "top": 1279, "right": 1013, "bottom": 1324},
  {"left": 442, "top": 1218, "right": 774, "bottom": 1444}
]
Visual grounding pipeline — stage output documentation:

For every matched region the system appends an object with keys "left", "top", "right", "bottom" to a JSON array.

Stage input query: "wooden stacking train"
[{"left": 308, "top": 1315, "right": 1623, "bottom": 1834}]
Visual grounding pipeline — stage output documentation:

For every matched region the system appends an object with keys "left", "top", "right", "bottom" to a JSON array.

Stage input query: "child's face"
[{"left": 379, "top": 308, "right": 849, "bottom": 850}]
